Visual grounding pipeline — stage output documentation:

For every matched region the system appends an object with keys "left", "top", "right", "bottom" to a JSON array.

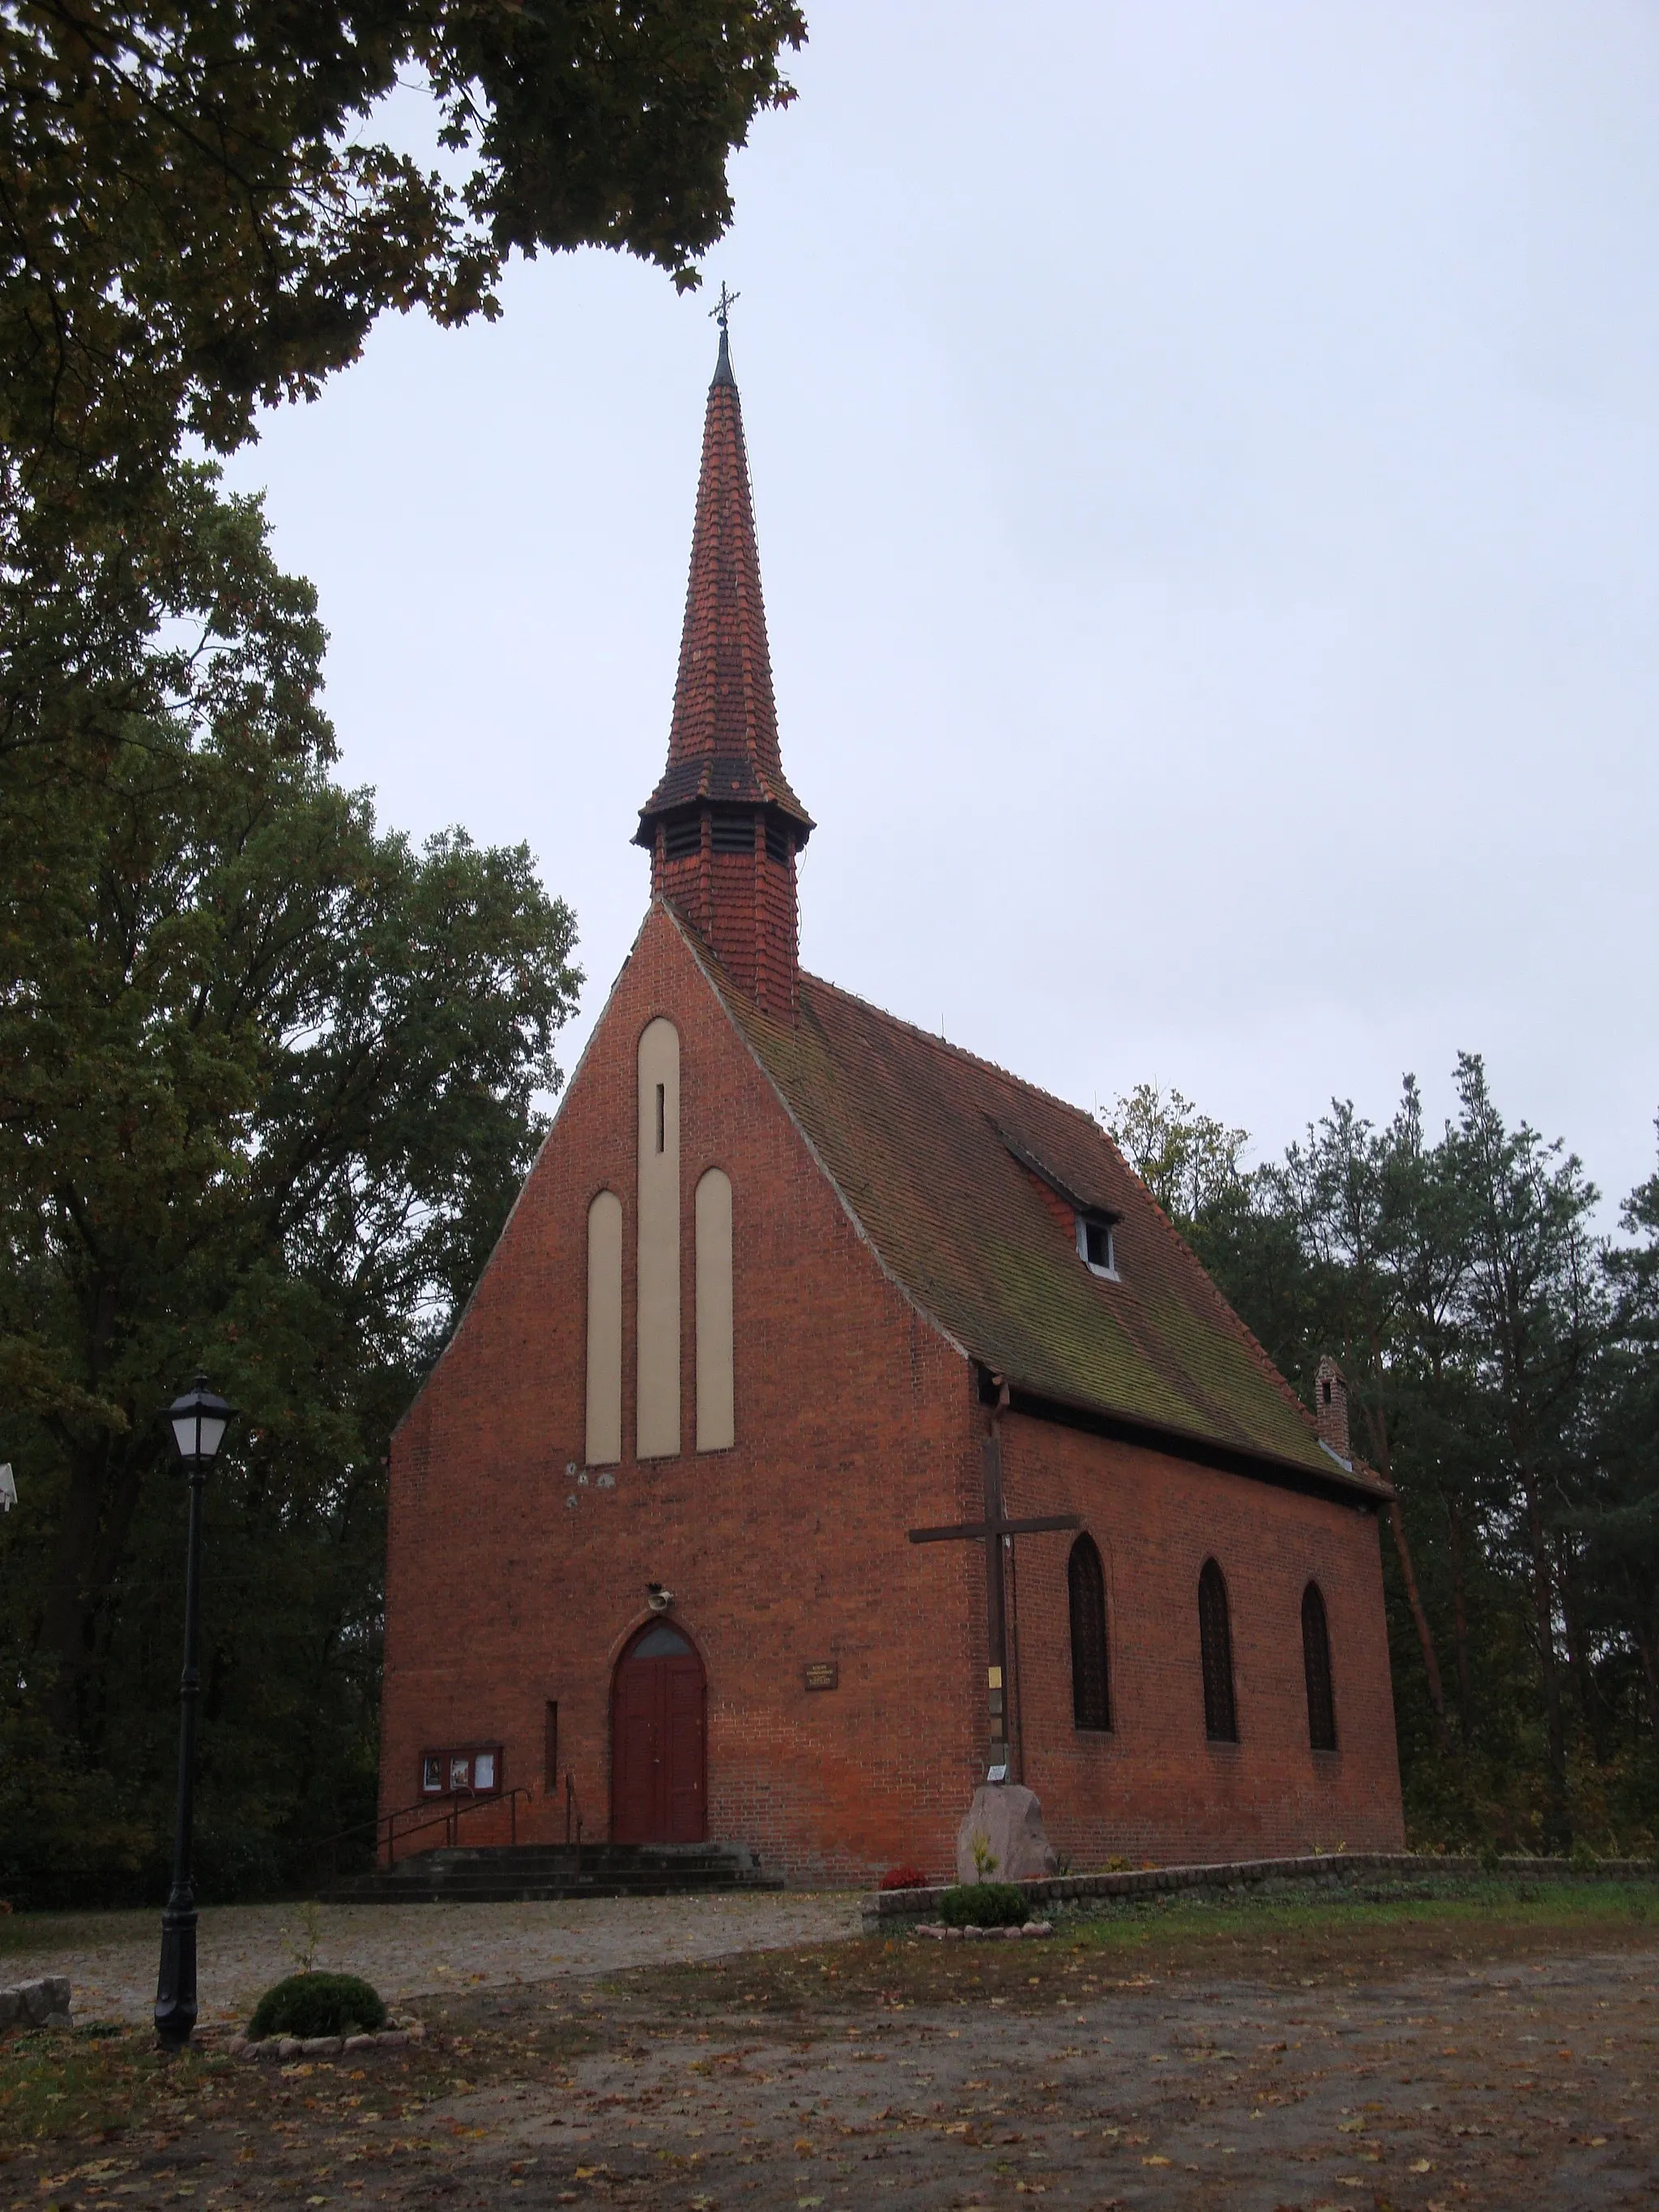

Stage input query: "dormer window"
[{"left": 1077, "top": 1213, "right": 1117, "bottom": 1279}]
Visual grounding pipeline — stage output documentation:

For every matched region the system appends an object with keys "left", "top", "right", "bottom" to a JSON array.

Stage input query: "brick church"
[{"left": 381, "top": 325, "right": 1406, "bottom": 1883}]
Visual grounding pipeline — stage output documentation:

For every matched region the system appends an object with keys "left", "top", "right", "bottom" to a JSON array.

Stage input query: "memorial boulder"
[{"left": 956, "top": 1783, "right": 1058, "bottom": 1884}]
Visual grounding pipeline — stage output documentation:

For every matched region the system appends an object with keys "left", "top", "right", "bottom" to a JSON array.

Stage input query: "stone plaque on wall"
[{"left": 803, "top": 1661, "right": 839, "bottom": 1692}]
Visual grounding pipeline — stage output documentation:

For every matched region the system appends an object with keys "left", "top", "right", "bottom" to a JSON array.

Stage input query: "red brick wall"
[
  {"left": 382, "top": 900, "right": 1405, "bottom": 1885},
  {"left": 651, "top": 820, "right": 799, "bottom": 1016},
  {"left": 997, "top": 1413, "right": 1405, "bottom": 1865}
]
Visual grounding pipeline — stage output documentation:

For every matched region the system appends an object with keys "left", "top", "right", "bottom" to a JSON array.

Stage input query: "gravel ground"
[
  {"left": 5, "top": 1917, "right": 1657, "bottom": 2210},
  {"left": 428, "top": 1946, "right": 1659, "bottom": 2210},
  {"left": 0, "top": 1893, "right": 865, "bottom": 2030}
]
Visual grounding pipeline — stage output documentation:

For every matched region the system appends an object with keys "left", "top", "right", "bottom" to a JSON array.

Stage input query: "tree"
[
  {"left": 1103, "top": 1082, "right": 1247, "bottom": 1225},
  {"left": 0, "top": 0, "right": 794, "bottom": 1903},
  {"left": 1277, "top": 1089, "right": 1456, "bottom": 1757},
  {"left": 1585, "top": 1140, "right": 1659, "bottom": 1753},
  {"left": 1444, "top": 1055, "right": 1604, "bottom": 1852},
  {"left": 0, "top": 464, "right": 582, "bottom": 1903},
  {"left": 1105, "top": 1060, "right": 1659, "bottom": 1851},
  {"left": 2, "top": 0, "right": 806, "bottom": 507}
]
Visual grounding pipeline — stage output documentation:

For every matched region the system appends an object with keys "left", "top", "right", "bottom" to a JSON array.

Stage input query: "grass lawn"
[{"left": 0, "top": 1911, "right": 158, "bottom": 1968}]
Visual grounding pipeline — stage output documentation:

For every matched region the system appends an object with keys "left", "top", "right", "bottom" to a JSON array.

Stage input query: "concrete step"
[
  {"left": 329, "top": 1877, "right": 787, "bottom": 1904},
  {"left": 322, "top": 1839, "right": 785, "bottom": 1905}
]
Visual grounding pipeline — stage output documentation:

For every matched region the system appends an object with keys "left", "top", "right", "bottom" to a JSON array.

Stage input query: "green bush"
[
  {"left": 249, "top": 1971, "right": 386, "bottom": 2041},
  {"left": 938, "top": 1882, "right": 1029, "bottom": 1929}
]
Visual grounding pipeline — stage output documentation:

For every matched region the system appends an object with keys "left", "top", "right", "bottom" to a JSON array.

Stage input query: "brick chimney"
[
  {"left": 1315, "top": 1355, "right": 1351, "bottom": 1464},
  {"left": 634, "top": 320, "right": 813, "bottom": 1017}
]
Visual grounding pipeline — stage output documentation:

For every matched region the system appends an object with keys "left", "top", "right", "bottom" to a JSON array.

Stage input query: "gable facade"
[{"left": 384, "top": 903, "right": 983, "bottom": 1878}]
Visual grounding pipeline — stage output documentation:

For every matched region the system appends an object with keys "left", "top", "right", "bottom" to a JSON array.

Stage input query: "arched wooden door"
[{"left": 611, "top": 1620, "right": 707, "bottom": 1844}]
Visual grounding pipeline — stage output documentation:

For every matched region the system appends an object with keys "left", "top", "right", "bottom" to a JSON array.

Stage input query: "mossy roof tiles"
[{"left": 704, "top": 948, "right": 1383, "bottom": 1497}]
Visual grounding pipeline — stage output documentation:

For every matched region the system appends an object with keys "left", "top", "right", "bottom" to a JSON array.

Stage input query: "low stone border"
[
  {"left": 0, "top": 1976, "right": 70, "bottom": 2031},
  {"left": 229, "top": 2016, "right": 425, "bottom": 2061},
  {"left": 864, "top": 1850, "right": 1659, "bottom": 1924},
  {"left": 914, "top": 1920, "right": 1053, "bottom": 1941}
]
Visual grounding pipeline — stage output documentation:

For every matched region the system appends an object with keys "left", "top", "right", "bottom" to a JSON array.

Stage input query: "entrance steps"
[{"left": 323, "top": 1839, "right": 786, "bottom": 1905}]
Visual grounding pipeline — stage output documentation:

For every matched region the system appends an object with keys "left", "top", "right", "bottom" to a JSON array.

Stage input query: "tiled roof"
[
  {"left": 636, "top": 332, "right": 813, "bottom": 841},
  {"left": 699, "top": 940, "right": 1384, "bottom": 1496}
]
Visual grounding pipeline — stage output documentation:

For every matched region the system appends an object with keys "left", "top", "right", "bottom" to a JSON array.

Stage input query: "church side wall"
[
  {"left": 380, "top": 904, "right": 987, "bottom": 1886},
  {"left": 999, "top": 1413, "right": 1407, "bottom": 1865}
]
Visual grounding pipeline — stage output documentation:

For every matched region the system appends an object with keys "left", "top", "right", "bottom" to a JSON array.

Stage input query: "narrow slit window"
[
  {"left": 1198, "top": 1558, "right": 1238, "bottom": 1742},
  {"left": 655, "top": 1082, "right": 665, "bottom": 1154},
  {"left": 1302, "top": 1583, "right": 1337, "bottom": 1751}
]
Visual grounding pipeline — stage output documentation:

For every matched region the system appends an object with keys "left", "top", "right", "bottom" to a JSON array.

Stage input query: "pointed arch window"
[
  {"left": 1302, "top": 1582, "right": 1337, "bottom": 1752},
  {"left": 1198, "top": 1558, "right": 1238, "bottom": 1742},
  {"left": 1068, "top": 1535, "right": 1111, "bottom": 1732}
]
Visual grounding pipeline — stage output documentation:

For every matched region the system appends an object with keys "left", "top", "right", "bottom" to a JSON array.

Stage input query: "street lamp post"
[{"left": 155, "top": 1375, "right": 231, "bottom": 2051}]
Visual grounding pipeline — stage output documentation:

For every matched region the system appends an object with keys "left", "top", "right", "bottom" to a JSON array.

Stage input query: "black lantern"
[
  {"left": 154, "top": 1375, "right": 231, "bottom": 2050},
  {"left": 168, "top": 1383, "right": 229, "bottom": 1468}
]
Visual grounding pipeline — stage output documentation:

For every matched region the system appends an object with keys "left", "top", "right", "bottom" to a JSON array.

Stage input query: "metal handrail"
[
  {"left": 378, "top": 1784, "right": 529, "bottom": 1867},
  {"left": 311, "top": 1784, "right": 530, "bottom": 1882}
]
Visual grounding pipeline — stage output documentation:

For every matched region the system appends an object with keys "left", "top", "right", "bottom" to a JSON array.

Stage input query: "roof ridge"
[{"left": 798, "top": 972, "right": 1102, "bottom": 1136}]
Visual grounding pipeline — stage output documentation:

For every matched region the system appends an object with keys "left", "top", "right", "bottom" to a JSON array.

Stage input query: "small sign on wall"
[{"left": 803, "top": 1661, "right": 839, "bottom": 1692}]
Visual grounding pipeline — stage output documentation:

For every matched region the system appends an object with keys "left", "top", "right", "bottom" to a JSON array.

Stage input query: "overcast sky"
[{"left": 223, "top": 1, "right": 1659, "bottom": 1219}]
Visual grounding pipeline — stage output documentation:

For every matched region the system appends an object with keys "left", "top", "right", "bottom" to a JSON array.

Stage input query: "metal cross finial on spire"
[{"left": 709, "top": 283, "right": 740, "bottom": 386}]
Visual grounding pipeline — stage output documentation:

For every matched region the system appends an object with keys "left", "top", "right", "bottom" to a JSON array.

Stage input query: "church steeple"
[{"left": 635, "top": 316, "right": 813, "bottom": 1017}]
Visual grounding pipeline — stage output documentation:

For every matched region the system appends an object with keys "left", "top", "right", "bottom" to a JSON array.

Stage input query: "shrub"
[
  {"left": 879, "top": 1865, "right": 931, "bottom": 1892},
  {"left": 938, "top": 1882, "right": 1028, "bottom": 1929},
  {"left": 249, "top": 1971, "right": 386, "bottom": 2042}
]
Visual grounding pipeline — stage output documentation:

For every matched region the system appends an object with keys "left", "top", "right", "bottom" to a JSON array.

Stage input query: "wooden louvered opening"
[
  {"left": 765, "top": 816, "right": 792, "bottom": 864},
  {"left": 1068, "top": 1535, "right": 1111, "bottom": 1731},
  {"left": 1198, "top": 1558, "right": 1238, "bottom": 1742},
  {"left": 710, "top": 809, "right": 754, "bottom": 855},
  {"left": 663, "top": 815, "right": 701, "bottom": 861},
  {"left": 1302, "top": 1581, "right": 1337, "bottom": 1751}
]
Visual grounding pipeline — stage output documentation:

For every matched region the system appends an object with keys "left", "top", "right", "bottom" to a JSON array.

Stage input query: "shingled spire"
[{"left": 635, "top": 320, "right": 813, "bottom": 1017}]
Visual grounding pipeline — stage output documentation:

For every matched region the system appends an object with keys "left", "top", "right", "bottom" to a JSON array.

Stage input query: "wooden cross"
[
  {"left": 710, "top": 282, "right": 740, "bottom": 330},
  {"left": 909, "top": 1426, "right": 1078, "bottom": 1782}
]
